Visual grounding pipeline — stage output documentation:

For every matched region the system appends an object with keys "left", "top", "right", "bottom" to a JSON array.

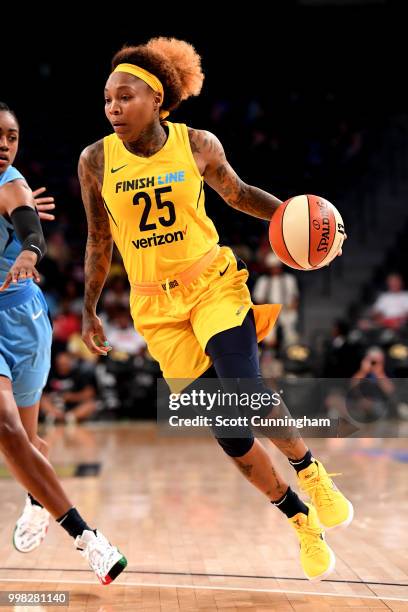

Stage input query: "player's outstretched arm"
[
  {"left": 78, "top": 140, "right": 113, "bottom": 355},
  {"left": 189, "top": 128, "right": 282, "bottom": 221},
  {"left": 0, "top": 180, "right": 44, "bottom": 290}
]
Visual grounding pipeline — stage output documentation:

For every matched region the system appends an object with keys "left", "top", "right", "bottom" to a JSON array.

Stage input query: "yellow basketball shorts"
[{"left": 130, "top": 246, "right": 281, "bottom": 392}]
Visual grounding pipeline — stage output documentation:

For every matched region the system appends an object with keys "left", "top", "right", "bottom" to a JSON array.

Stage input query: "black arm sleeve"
[{"left": 9, "top": 205, "right": 47, "bottom": 263}]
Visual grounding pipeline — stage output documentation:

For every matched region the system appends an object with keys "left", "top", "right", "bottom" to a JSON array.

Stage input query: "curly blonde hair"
[{"left": 111, "top": 37, "right": 204, "bottom": 113}]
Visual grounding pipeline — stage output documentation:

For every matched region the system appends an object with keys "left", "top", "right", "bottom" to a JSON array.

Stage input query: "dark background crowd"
[{"left": 3, "top": 0, "right": 407, "bottom": 425}]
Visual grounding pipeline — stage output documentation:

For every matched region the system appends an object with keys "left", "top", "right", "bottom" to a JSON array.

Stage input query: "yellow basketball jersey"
[{"left": 102, "top": 121, "right": 219, "bottom": 283}]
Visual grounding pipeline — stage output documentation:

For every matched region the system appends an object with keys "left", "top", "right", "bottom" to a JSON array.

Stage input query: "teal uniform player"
[{"left": 0, "top": 164, "right": 52, "bottom": 407}]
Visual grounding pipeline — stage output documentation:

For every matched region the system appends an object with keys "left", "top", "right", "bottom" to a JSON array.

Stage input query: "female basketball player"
[
  {"left": 0, "top": 102, "right": 126, "bottom": 584},
  {"left": 79, "top": 39, "right": 353, "bottom": 581}
]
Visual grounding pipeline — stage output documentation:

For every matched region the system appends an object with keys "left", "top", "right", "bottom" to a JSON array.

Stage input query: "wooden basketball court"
[{"left": 0, "top": 423, "right": 407, "bottom": 611}]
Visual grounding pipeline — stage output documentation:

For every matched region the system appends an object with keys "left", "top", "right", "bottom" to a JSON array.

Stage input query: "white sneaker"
[
  {"left": 13, "top": 496, "right": 50, "bottom": 553},
  {"left": 75, "top": 529, "right": 127, "bottom": 585}
]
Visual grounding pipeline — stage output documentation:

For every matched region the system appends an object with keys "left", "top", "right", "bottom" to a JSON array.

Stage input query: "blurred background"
[{"left": 3, "top": 0, "right": 408, "bottom": 425}]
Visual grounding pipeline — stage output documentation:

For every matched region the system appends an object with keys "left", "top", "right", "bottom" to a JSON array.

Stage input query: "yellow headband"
[{"left": 113, "top": 63, "right": 169, "bottom": 119}]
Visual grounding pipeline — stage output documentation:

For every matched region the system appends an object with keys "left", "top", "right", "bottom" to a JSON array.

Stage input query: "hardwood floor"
[{"left": 0, "top": 424, "right": 406, "bottom": 611}]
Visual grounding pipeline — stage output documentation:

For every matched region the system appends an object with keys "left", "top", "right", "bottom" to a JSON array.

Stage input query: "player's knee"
[
  {"left": 0, "top": 418, "right": 26, "bottom": 455},
  {"left": 215, "top": 436, "right": 255, "bottom": 457}
]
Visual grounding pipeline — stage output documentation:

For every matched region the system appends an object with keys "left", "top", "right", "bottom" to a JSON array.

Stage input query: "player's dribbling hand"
[
  {"left": 82, "top": 314, "right": 112, "bottom": 356},
  {"left": 327, "top": 233, "right": 347, "bottom": 265},
  {"left": 33, "top": 187, "right": 55, "bottom": 221},
  {"left": 0, "top": 251, "right": 40, "bottom": 291},
  {"left": 336, "top": 233, "right": 347, "bottom": 257}
]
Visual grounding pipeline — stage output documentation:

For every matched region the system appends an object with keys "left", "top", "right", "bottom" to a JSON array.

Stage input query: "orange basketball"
[{"left": 269, "top": 194, "right": 345, "bottom": 270}]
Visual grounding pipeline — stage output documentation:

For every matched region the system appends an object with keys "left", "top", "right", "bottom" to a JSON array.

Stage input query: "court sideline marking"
[{"left": 0, "top": 577, "right": 407, "bottom": 603}]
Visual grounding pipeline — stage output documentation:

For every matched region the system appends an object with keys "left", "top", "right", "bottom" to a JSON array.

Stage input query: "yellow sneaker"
[
  {"left": 289, "top": 503, "right": 335, "bottom": 581},
  {"left": 298, "top": 459, "right": 354, "bottom": 529}
]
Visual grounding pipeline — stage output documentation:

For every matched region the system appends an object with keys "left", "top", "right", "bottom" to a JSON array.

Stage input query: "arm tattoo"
[
  {"left": 188, "top": 128, "right": 282, "bottom": 221},
  {"left": 78, "top": 140, "right": 113, "bottom": 316},
  {"left": 217, "top": 177, "right": 282, "bottom": 221},
  {"left": 188, "top": 127, "right": 219, "bottom": 157}
]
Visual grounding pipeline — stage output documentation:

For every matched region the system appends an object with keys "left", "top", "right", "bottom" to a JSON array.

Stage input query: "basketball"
[{"left": 269, "top": 195, "right": 345, "bottom": 270}]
